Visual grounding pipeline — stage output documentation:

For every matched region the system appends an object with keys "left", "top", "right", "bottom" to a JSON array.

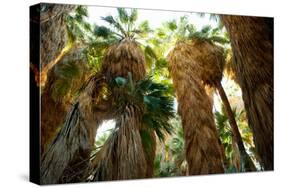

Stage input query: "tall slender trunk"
[
  {"left": 141, "top": 129, "right": 156, "bottom": 178},
  {"left": 168, "top": 43, "right": 225, "bottom": 175},
  {"left": 216, "top": 82, "right": 256, "bottom": 171},
  {"left": 90, "top": 105, "right": 147, "bottom": 181},
  {"left": 220, "top": 16, "right": 273, "bottom": 170}
]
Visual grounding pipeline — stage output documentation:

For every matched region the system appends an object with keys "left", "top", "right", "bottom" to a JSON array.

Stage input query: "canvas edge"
[{"left": 29, "top": 3, "right": 41, "bottom": 185}]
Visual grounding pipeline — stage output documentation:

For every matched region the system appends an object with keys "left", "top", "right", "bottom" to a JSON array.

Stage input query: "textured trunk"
[
  {"left": 40, "top": 73, "right": 67, "bottom": 155},
  {"left": 220, "top": 16, "right": 273, "bottom": 170},
  {"left": 90, "top": 105, "right": 147, "bottom": 181},
  {"left": 168, "top": 43, "right": 225, "bottom": 175},
  {"left": 87, "top": 39, "right": 148, "bottom": 180},
  {"left": 40, "top": 45, "right": 88, "bottom": 155},
  {"left": 40, "top": 76, "right": 112, "bottom": 184},
  {"left": 40, "top": 103, "right": 97, "bottom": 184},
  {"left": 141, "top": 129, "right": 156, "bottom": 178},
  {"left": 38, "top": 4, "right": 75, "bottom": 87},
  {"left": 216, "top": 82, "right": 256, "bottom": 171},
  {"left": 37, "top": 4, "right": 76, "bottom": 154}
]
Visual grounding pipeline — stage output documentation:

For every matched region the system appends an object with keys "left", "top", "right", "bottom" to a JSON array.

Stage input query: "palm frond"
[
  {"left": 201, "top": 25, "right": 212, "bottom": 34},
  {"left": 129, "top": 9, "right": 138, "bottom": 22},
  {"left": 144, "top": 45, "right": 158, "bottom": 61},
  {"left": 76, "top": 5, "right": 88, "bottom": 17},
  {"left": 138, "top": 20, "right": 150, "bottom": 33},
  {"left": 110, "top": 76, "right": 175, "bottom": 141},
  {"left": 101, "top": 15, "right": 127, "bottom": 36},
  {"left": 209, "top": 35, "right": 230, "bottom": 44},
  {"left": 93, "top": 25, "right": 120, "bottom": 39},
  {"left": 117, "top": 8, "right": 129, "bottom": 24}
]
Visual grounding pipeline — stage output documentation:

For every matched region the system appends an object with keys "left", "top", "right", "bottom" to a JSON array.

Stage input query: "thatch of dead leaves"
[
  {"left": 185, "top": 39, "right": 225, "bottom": 87},
  {"left": 41, "top": 38, "right": 149, "bottom": 183},
  {"left": 141, "top": 129, "right": 156, "bottom": 178},
  {"left": 88, "top": 105, "right": 147, "bottom": 181},
  {"left": 167, "top": 40, "right": 225, "bottom": 175},
  {"left": 41, "top": 46, "right": 90, "bottom": 155},
  {"left": 40, "top": 4, "right": 75, "bottom": 68},
  {"left": 221, "top": 15, "right": 273, "bottom": 170},
  {"left": 101, "top": 39, "right": 146, "bottom": 82},
  {"left": 224, "top": 49, "right": 237, "bottom": 81},
  {"left": 40, "top": 75, "right": 115, "bottom": 184}
]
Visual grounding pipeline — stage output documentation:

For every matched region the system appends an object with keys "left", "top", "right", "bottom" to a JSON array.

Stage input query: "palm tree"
[
  {"left": 40, "top": 73, "right": 114, "bottom": 184},
  {"left": 189, "top": 15, "right": 258, "bottom": 171},
  {"left": 91, "top": 8, "right": 176, "bottom": 180},
  {"left": 30, "top": 4, "right": 75, "bottom": 154},
  {"left": 41, "top": 8, "right": 175, "bottom": 183},
  {"left": 37, "top": 5, "right": 96, "bottom": 155},
  {"left": 168, "top": 40, "right": 225, "bottom": 174},
  {"left": 88, "top": 77, "right": 175, "bottom": 181},
  {"left": 220, "top": 15, "right": 273, "bottom": 170},
  {"left": 161, "top": 20, "right": 225, "bottom": 174},
  {"left": 189, "top": 26, "right": 256, "bottom": 172},
  {"left": 167, "top": 21, "right": 255, "bottom": 173},
  {"left": 31, "top": 5, "right": 93, "bottom": 87},
  {"left": 92, "top": 8, "right": 154, "bottom": 179}
]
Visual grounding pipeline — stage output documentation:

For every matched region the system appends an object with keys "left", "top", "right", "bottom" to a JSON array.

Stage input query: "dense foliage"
[{"left": 38, "top": 5, "right": 272, "bottom": 183}]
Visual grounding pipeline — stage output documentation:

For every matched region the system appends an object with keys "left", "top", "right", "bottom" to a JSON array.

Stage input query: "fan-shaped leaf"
[{"left": 117, "top": 8, "right": 129, "bottom": 23}]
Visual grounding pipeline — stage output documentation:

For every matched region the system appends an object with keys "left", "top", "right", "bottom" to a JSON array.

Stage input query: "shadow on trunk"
[{"left": 220, "top": 16, "right": 273, "bottom": 170}]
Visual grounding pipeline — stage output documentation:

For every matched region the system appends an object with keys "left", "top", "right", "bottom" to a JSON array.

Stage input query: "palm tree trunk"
[
  {"left": 168, "top": 45, "right": 225, "bottom": 174},
  {"left": 90, "top": 104, "right": 147, "bottom": 181},
  {"left": 87, "top": 39, "right": 148, "bottom": 181},
  {"left": 141, "top": 129, "right": 156, "bottom": 178},
  {"left": 40, "top": 72, "right": 67, "bottom": 155},
  {"left": 38, "top": 4, "right": 76, "bottom": 154},
  {"left": 40, "top": 76, "right": 112, "bottom": 184},
  {"left": 39, "top": 4, "right": 75, "bottom": 87},
  {"left": 40, "top": 102, "right": 97, "bottom": 184},
  {"left": 216, "top": 82, "right": 256, "bottom": 171},
  {"left": 220, "top": 15, "right": 273, "bottom": 170},
  {"left": 40, "top": 45, "right": 88, "bottom": 155}
]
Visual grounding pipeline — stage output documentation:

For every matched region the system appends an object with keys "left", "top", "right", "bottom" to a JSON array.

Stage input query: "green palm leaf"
[{"left": 117, "top": 8, "right": 129, "bottom": 23}]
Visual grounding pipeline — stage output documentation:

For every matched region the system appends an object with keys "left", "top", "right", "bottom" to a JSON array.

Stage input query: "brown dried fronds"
[
  {"left": 221, "top": 15, "right": 273, "bottom": 170},
  {"left": 40, "top": 75, "right": 115, "bottom": 184},
  {"left": 101, "top": 39, "right": 146, "bottom": 82},
  {"left": 167, "top": 41, "right": 225, "bottom": 175},
  {"left": 89, "top": 105, "right": 147, "bottom": 181},
  {"left": 178, "top": 39, "right": 225, "bottom": 86},
  {"left": 224, "top": 49, "right": 237, "bottom": 81}
]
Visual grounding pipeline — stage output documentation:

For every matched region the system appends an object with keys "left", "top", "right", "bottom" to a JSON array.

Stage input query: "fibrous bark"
[
  {"left": 220, "top": 15, "right": 273, "bottom": 170},
  {"left": 36, "top": 4, "right": 77, "bottom": 154},
  {"left": 40, "top": 76, "right": 113, "bottom": 184},
  {"left": 39, "top": 4, "right": 75, "bottom": 87},
  {"left": 89, "top": 105, "right": 147, "bottom": 181},
  {"left": 177, "top": 38, "right": 255, "bottom": 172},
  {"left": 101, "top": 39, "right": 146, "bottom": 82},
  {"left": 41, "top": 45, "right": 89, "bottom": 155},
  {"left": 168, "top": 41, "right": 225, "bottom": 175}
]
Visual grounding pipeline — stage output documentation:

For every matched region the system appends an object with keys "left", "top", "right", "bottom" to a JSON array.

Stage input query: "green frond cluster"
[
  {"left": 188, "top": 25, "right": 229, "bottom": 44},
  {"left": 51, "top": 61, "right": 83, "bottom": 102},
  {"left": 154, "top": 116, "right": 186, "bottom": 177},
  {"left": 215, "top": 106, "right": 257, "bottom": 172},
  {"left": 111, "top": 75, "right": 176, "bottom": 141},
  {"left": 95, "top": 8, "right": 151, "bottom": 41},
  {"left": 65, "top": 6, "right": 94, "bottom": 43}
]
